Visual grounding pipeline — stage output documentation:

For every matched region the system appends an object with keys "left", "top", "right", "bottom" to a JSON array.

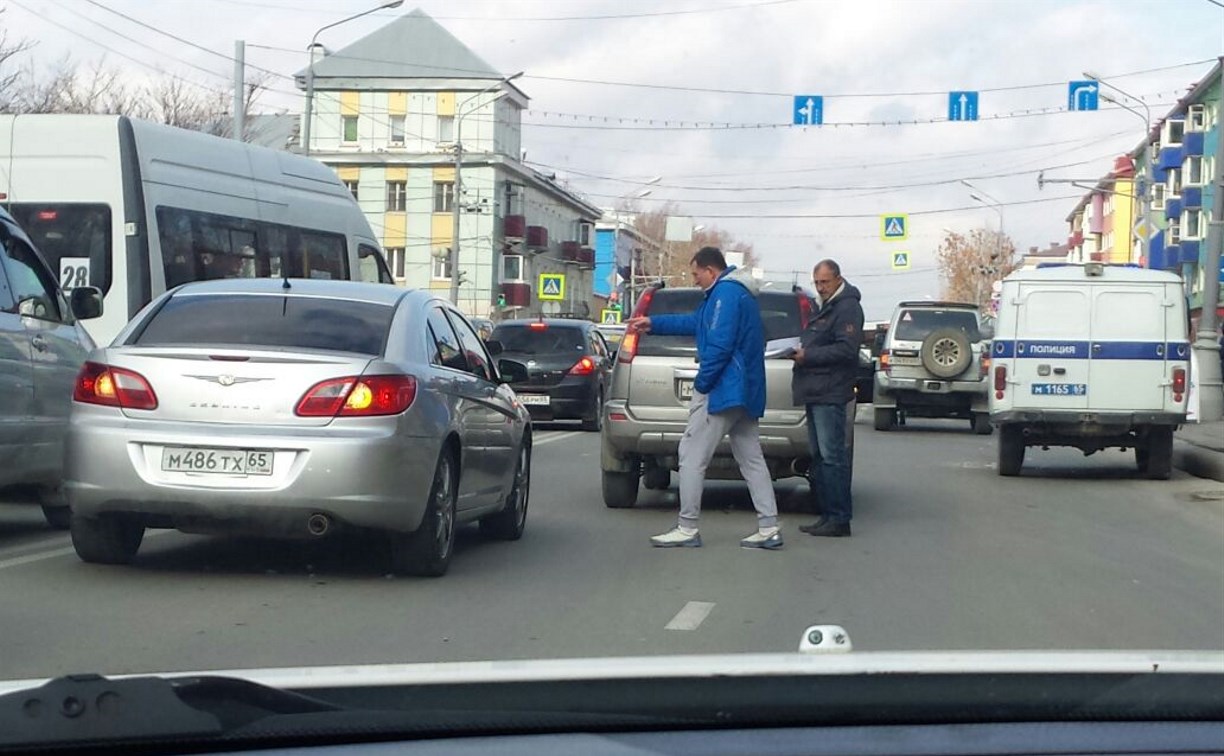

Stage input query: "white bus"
[{"left": 0, "top": 114, "right": 392, "bottom": 345}]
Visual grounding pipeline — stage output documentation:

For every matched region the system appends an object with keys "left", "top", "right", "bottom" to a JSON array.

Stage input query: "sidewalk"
[{"left": 1174, "top": 419, "right": 1224, "bottom": 483}]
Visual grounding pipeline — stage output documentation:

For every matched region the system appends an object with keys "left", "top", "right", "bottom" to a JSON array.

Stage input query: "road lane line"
[
  {"left": 534, "top": 430, "right": 584, "bottom": 447},
  {"left": 0, "top": 530, "right": 172, "bottom": 571},
  {"left": 665, "top": 601, "right": 716, "bottom": 631}
]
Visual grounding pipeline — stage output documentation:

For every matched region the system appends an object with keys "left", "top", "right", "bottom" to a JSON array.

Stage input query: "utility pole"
[
  {"left": 232, "top": 40, "right": 245, "bottom": 142},
  {"left": 1192, "top": 57, "right": 1223, "bottom": 422}
]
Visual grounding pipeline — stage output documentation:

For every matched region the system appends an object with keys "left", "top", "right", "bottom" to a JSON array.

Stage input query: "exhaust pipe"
[
  {"left": 790, "top": 458, "right": 811, "bottom": 477},
  {"left": 306, "top": 513, "right": 331, "bottom": 537}
]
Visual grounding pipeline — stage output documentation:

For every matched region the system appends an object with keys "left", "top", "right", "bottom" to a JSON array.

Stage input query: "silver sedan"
[{"left": 64, "top": 278, "right": 533, "bottom": 576}]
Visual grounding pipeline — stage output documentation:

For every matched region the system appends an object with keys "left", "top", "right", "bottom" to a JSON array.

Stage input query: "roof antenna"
[{"left": 282, "top": 275, "right": 291, "bottom": 290}]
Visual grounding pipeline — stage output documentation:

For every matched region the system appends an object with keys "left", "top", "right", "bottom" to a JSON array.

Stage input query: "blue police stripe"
[{"left": 992, "top": 340, "right": 1190, "bottom": 361}]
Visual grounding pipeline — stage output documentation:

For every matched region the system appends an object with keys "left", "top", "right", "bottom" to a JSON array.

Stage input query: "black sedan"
[{"left": 490, "top": 319, "right": 612, "bottom": 431}]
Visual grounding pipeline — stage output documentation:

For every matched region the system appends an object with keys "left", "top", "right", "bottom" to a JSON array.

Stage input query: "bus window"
[
  {"left": 8, "top": 204, "right": 112, "bottom": 294},
  {"left": 358, "top": 244, "right": 394, "bottom": 284},
  {"left": 300, "top": 230, "right": 347, "bottom": 280}
]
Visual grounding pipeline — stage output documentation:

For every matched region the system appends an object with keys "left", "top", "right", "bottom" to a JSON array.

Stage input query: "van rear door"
[
  {"left": 1087, "top": 284, "right": 1172, "bottom": 412},
  {"left": 1011, "top": 284, "right": 1091, "bottom": 411}
]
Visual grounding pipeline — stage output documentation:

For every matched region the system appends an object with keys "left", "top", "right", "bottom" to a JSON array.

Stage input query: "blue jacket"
[{"left": 649, "top": 267, "right": 767, "bottom": 418}]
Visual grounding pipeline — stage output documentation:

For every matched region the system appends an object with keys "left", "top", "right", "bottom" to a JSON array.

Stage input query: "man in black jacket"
[{"left": 791, "top": 259, "right": 864, "bottom": 537}]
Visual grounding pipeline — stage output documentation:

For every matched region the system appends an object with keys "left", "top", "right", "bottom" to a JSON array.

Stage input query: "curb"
[{"left": 1173, "top": 440, "right": 1224, "bottom": 483}]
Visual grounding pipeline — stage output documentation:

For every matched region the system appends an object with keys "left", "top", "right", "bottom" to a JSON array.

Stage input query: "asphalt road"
[{"left": 2, "top": 412, "right": 1222, "bottom": 680}]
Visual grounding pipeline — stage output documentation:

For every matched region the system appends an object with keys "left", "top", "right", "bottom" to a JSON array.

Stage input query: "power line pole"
[
  {"left": 232, "top": 40, "right": 245, "bottom": 141},
  {"left": 1191, "top": 57, "right": 1223, "bottom": 422}
]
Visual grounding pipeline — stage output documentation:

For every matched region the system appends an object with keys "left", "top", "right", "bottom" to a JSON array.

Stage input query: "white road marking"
[
  {"left": 534, "top": 430, "right": 585, "bottom": 447},
  {"left": 0, "top": 530, "right": 172, "bottom": 571},
  {"left": 665, "top": 601, "right": 716, "bottom": 631}
]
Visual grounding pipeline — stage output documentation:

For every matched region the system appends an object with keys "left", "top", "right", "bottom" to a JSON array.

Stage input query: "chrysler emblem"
[{"left": 186, "top": 374, "right": 270, "bottom": 387}]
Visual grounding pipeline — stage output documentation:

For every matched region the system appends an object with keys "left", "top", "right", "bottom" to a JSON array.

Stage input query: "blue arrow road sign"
[
  {"left": 793, "top": 95, "right": 823, "bottom": 126},
  {"left": 948, "top": 91, "right": 979, "bottom": 122},
  {"left": 1067, "top": 80, "right": 1099, "bottom": 111}
]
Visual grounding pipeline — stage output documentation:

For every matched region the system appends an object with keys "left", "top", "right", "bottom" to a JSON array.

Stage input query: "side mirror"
[
  {"left": 498, "top": 358, "right": 529, "bottom": 384},
  {"left": 70, "top": 286, "right": 104, "bottom": 320},
  {"left": 485, "top": 339, "right": 504, "bottom": 356},
  {"left": 17, "top": 297, "right": 45, "bottom": 318}
]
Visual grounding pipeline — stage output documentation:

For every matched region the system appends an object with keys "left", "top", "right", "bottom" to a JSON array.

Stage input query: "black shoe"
[
  {"left": 798, "top": 517, "right": 828, "bottom": 535},
  {"left": 805, "top": 520, "right": 851, "bottom": 537}
]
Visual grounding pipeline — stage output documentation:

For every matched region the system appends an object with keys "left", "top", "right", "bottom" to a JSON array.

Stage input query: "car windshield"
[
  {"left": 492, "top": 324, "right": 586, "bottom": 354},
  {"left": 893, "top": 309, "right": 981, "bottom": 342},
  {"left": 132, "top": 294, "right": 393, "bottom": 355},
  {"left": 3, "top": 0, "right": 1223, "bottom": 738}
]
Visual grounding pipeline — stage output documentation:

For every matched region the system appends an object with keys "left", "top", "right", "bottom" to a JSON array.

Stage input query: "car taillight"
[
  {"left": 1172, "top": 367, "right": 1186, "bottom": 400},
  {"left": 569, "top": 356, "right": 596, "bottom": 375},
  {"left": 797, "top": 294, "right": 813, "bottom": 328},
  {"left": 980, "top": 355, "right": 991, "bottom": 379},
  {"left": 528, "top": 321, "right": 548, "bottom": 331},
  {"left": 879, "top": 349, "right": 890, "bottom": 373},
  {"left": 73, "top": 361, "right": 158, "bottom": 410},
  {"left": 994, "top": 365, "right": 1007, "bottom": 398},
  {"left": 630, "top": 287, "right": 657, "bottom": 318},
  {"left": 296, "top": 375, "right": 417, "bottom": 417},
  {"left": 618, "top": 331, "right": 640, "bottom": 363}
]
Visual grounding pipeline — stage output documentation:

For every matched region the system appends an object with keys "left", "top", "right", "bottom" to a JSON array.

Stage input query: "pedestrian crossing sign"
[
  {"left": 538, "top": 273, "right": 566, "bottom": 301},
  {"left": 881, "top": 214, "right": 908, "bottom": 241},
  {"left": 601, "top": 309, "right": 622, "bottom": 324},
  {"left": 891, "top": 251, "right": 911, "bottom": 270}
]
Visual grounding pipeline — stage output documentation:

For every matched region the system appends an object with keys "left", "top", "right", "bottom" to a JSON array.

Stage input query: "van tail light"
[
  {"left": 980, "top": 355, "right": 991, "bottom": 379},
  {"left": 879, "top": 349, "right": 890, "bottom": 374},
  {"left": 74, "top": 361, "right": 158, "bottom": 410},
  {"left": 797, "top": 293, "right": 814, "bottom": 328},
  {"left": 618, "top": 331, "right": 640, "bottom": 364},
  {"left": 1171, "top": 367, "right": 1186, "bottom": 401},
  {"left": 994, "top": 365, "right": 1008, "bottom": 399},
  {"left": 296, "top": 375, "right": 417, "bottom": 417},
  {"left": 569, "top": 356, "right": 596, "bottom": 376}
]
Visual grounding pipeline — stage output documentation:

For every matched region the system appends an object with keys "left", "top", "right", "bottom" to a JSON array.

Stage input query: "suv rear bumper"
[
  {"left": 874, "top": 372, "right": 988, "bottom": 411},
  {"left": 992, "top": 409, "right": 1185, "bottom": 428}
]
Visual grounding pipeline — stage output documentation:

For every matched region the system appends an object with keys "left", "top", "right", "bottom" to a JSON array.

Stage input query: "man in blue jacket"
[{"left": 625, "top": 247, "right": 781, "bottom": 550}]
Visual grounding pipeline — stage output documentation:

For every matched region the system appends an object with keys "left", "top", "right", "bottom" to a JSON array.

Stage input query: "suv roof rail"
[{"left": 896, "top": 300, "right": 979, "bottom": 309}]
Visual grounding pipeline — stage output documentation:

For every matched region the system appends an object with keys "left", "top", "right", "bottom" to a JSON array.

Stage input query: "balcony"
[
  {"left": 561, "top": 241, "right": 582, "bottom": 263},
  {"left": 1165, "top": 197, "right": 1183, "bottom": 221},
  {"left": 499, "top": 282, "right": 531, "bottom": 308},
  {"left": 1157, "top": 146, "right": 1184, "bottom": 171},
  {"left": 504, "top": 215, "right": 526, "bottom": 238},
  {"left": 1183, "top": 131, "right": 1205, "bottom": 157},
  {"left": 1182, "top": 187, "right": 1203, "bottom": 209},
  {"left": 526, "top": 225, "right": 548, "bottom": 249},
  {"left": 578, "top": 247, "right": 595, "bottom": 268}
]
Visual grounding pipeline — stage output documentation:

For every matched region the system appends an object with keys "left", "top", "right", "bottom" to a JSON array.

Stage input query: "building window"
[
  {"left": 342, "top": 115, "right": 358, "bottom": 143},
  {"left": 384, "top": 246, "right": 406, "bottom": 278},
  {"left": 1164, "top": 119, "right": 1185, "bottom": 147},
  {"left": 1188, "top": 104, "right": 1207, "bottom": 132},
  {"left": 432, "top": 250, "right": 452, "bottom": 280},
  {"left": 433, "top": 181, "right": 455, "bottom": 213},
  {"left": 386, "top": 181, "right": 407, "bottom": 211},
  {"left": 1186, "top": 155, "right": 1205, "bottom": 186},
  {"left": 501, "top": 254, "right": 524, "bottom": 282},
  {"left": 1167, "top": 168, "right": 1182, "bottom": 197},
  {"left": 1168, "top": 219, "right": 1181, "bottom": 245},
  {"left": 389, "top": 115, "right": 406, "bottom": 145},
  {"left": 578, "top": 222, "right": 592, "bottom": 246},
  {"left": 438, "top": 115, "right": 455, "bottom": 143},
  {"left": 1185, "top": 210, "right": 1203, "bottom": 240},
  {"left": 1152, "top": 182, "right": 1166, "bottom": 209},
  {"left": 343, "top": 180, "right": 359, "bottom": 201}
]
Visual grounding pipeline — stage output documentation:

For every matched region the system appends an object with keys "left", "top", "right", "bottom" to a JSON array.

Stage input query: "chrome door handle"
[{"left": 30, "top": 334, "right": 48, "bottom": 352}]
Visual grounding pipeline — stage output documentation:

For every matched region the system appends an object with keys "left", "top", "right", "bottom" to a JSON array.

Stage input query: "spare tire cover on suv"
[{"left": 921, "top": 328, "right": 972, "bottom": 379}]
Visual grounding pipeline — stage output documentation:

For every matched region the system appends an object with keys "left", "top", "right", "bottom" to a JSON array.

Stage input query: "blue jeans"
[{"left": 805, "top": 403, "right": 852, "bottom": 524}]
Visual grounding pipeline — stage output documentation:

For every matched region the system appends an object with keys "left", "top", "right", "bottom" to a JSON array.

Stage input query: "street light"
[
  {"left": 1085, "top": 71, "right": 1153, "bottom": 267},
  {"left": 962, "top": 180, "right": 1005, "bottom": 306},
  {"left": 450, "top": 70, "right": 525, "bottom": 306},
  {"left": 302, "top": 0, "right": 403, "bottom": 157}
]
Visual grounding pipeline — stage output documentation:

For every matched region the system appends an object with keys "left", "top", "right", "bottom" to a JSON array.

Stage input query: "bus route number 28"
[{"left": 59, "top": 257, "right": 91, "bottom": 290}]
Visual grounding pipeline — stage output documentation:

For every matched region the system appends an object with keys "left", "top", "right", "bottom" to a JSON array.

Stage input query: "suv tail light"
[
  {"left": 569, "top": 356, "right": 596, "bottom": 376},
  {"left": 618, "top": 331, "right": 640, "bottom": 364},
  {"left": 73, "top": 361, "right": 158, "bottom": 410},
  {"left": 797, "top": 293, "right": 814, "bottom": 328},
  {"left": 994, "top": 365, "right": 1007, "bottom": 398},
  {"left": 879, "top": 349, "right": 890, "bottom": 374},
  {"left": 1171, "top": 367, "right": 1186, "bottom": 400},
  {"left": 980, "top": 354, "right": 991, "bottom": 379},
  {"left": 296, "top": 375, "right": 417, "bottom": 417},
  {"left": 630, "top": 286, "right": 658, "bottom": 319}
]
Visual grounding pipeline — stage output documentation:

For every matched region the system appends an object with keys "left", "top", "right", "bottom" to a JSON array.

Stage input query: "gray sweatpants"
[{"left": 677, "top": 392, "right": 779, "bottom": 530}]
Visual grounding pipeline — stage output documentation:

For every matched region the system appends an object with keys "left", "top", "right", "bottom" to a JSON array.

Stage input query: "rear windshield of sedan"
[
  {"left": 131, "top": 294, "right": 393, "bottom": 356},
  {"left": 893, "top": 309, "right": 980, "bottom": 342},
  {"left": 492, "top": 324, "right": 586, "bottom": 354}
]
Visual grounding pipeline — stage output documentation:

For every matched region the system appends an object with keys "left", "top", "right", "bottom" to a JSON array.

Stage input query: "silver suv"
[
  {"left": 872, "top": 301, "right": 993, "bottom": 434},
  {"left": 600, "top": 284, "right": 813, "bottom": 508}
]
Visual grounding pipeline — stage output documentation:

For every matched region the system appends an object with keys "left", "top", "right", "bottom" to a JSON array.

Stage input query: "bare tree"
[
  {"left": 631, "top": 205, "right": 758, "bottom": 285},
  {"left": 935, "top": 227, "right": 1019, "bottom": 307},
  {"left": 0, "top": 7, "right": 33, "bottom": 112}
]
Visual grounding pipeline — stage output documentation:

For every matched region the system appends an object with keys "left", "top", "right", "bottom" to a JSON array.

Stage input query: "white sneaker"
[
  {"left": 740, "top": 526, "right": 783, "bottom": 550},
  {"left": 650, "top": 526, "right": 702, "bottom": 548}
]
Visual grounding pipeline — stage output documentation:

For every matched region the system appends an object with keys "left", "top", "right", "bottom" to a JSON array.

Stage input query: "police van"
[{"left": 989, "top": 263, "right": 1189, "bottom": 479}]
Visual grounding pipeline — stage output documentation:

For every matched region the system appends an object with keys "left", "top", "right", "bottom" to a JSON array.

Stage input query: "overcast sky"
[{"left": 5, "top": 0, "right": 1222, "bottom": 320}]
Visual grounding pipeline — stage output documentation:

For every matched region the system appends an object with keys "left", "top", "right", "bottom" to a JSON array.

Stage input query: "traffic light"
[{"left": 497, "top": 293, "right": 507, "bottom": 307}]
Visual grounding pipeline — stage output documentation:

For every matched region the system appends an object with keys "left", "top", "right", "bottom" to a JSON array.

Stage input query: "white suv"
[{"left": 873, "top": 301, "right": 993, "bottom": 435}]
